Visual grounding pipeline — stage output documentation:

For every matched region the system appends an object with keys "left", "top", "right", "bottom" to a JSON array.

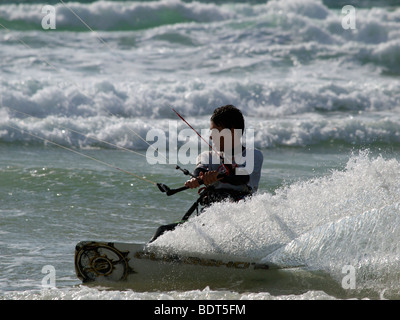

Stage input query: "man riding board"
[{"left": 149, "top": 105, "right": 263, "bottom": 242}]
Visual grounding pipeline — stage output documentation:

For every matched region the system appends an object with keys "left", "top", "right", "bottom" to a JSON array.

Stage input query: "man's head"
[
  {"left": 210, "top": 105, "right": 245, "bottom": 133},
  {"left": 210, "top": 105, "right": 244, "bottom": 153}
]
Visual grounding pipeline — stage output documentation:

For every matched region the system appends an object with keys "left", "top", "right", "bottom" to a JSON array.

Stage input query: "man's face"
[{"left": 210, "top": 121, "right": 231, "bottom": 152}]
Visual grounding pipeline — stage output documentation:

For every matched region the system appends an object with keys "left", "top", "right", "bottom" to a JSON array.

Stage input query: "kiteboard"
[{"left": 74, "top": 240, "right": 286, "bottom": 290}]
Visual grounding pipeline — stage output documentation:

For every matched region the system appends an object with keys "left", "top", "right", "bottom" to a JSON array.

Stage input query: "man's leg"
[{"left": 148, "top": 222, "right": 180, "bottom": 243}]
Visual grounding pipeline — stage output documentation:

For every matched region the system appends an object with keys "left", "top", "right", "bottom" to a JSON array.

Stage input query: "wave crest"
[{"left": 0, "top": 0, "right": 234, "bottom": 31}]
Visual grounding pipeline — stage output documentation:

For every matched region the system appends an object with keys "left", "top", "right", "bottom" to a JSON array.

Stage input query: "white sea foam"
[
  {"left": 1, "top": 0, "right": 399, "bottom": 141},
  {"left": 3, "top": 104, "right": 400, "bottom": 149},
  {"left": 262, "top": 202, "right": 400, "bottom": 291},
  {"left": 149, "top": 152, "right": 400, "bottom": 292},
  {"left": 0, "top": 285, "right": 336, "bottom": 300}
]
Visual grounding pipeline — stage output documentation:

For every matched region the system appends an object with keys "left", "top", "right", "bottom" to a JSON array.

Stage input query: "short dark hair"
[{"left": 210, "top": 105, "right": 245, "bottom": 133}]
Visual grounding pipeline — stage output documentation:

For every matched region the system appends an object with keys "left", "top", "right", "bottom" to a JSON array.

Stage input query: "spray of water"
[{"left": 150, "top": 150, "right": 400, "bottom": 295}]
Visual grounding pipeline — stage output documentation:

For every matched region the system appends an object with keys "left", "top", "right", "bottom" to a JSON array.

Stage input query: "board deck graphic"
[{"left": 74, "top": 241, "right": 288, "bottom": 290}]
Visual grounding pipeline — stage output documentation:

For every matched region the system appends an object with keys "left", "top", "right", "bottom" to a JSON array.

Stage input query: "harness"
[{"left": 179, "top": 185, "right": 252, "bottom": 222}]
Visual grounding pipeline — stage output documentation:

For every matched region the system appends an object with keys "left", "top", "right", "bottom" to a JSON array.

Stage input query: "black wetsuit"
[{"left": 149, "top": 147, "right": 263, "bottom": 243}]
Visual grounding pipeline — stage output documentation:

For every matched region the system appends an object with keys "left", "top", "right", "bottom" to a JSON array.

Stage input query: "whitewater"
[{"left": 1, "top": 0, "right": 400, "bottom": 300}]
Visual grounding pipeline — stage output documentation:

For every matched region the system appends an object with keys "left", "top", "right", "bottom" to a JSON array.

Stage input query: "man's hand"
[
  {"left": 184, "top": 171, "right": 219, "bottom": 189},
  {"left": 201, "top": 170, "right": 219, "bottom": 185},
  {"left": 184, "top": 176, "right": 200, "bottom": 189}
]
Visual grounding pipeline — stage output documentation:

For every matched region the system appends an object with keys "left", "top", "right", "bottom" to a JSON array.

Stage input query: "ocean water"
[{"left": 1, "top": 0, "right": 400, "bottom": 301}]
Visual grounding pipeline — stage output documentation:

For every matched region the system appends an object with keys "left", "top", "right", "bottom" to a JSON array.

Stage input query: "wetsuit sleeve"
[{"left": 247, "top": 149, "right": 263, "bottom": 192}]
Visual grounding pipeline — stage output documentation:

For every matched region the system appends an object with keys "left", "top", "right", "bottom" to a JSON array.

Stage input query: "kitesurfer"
[{"left": 149, "top": 105, "right": 263, "bottom": 242}]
